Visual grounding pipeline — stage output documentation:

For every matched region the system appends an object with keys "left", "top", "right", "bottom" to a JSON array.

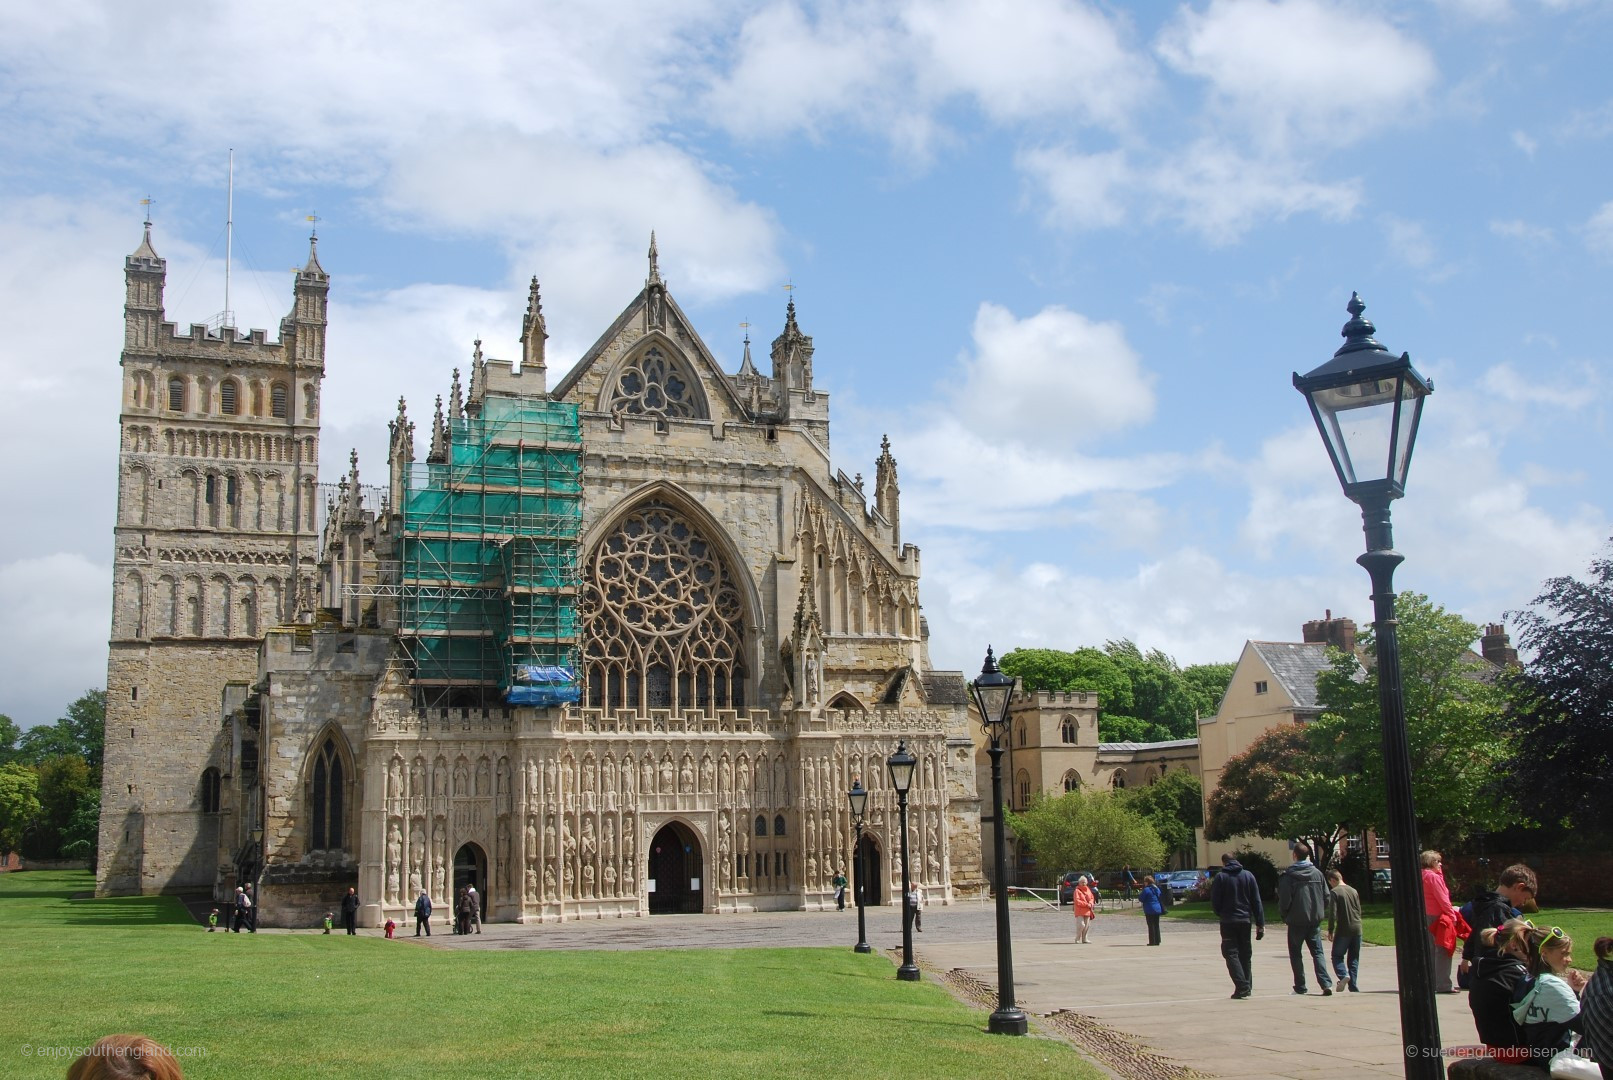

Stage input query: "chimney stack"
[
  {"left": 1481, "top": 623, "right": 1519, "bottom": 668},
  {"left": 1303, "top": 609, "right": 1358, "bottom": 655}
]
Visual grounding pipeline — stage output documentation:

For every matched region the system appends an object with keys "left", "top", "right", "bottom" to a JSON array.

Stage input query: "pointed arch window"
[
  {"left": 774, "top": 814, "right": 787, "bottom": 837},
  {"left": 754, "top": 815, "right": 768, "bottom": 837},
  {"left": 581, "top": 500, "right": 746, "bottom": 713},
  {"left": 1110, "top": 769, "right": 1127, "bottom": 791},
  {"left": 1060, "top": 716, "right": 1077, "bottom": 744},
  {"left": 201, "top": 767, "right": 222, "bottom": 813},
  {"left": 310, "top": 736, "right": 346, "bottom": 850},
  {"left": 1062, "top": 770, "right": 1081, "bottom": 793},
  {"left": 604, "top": 346, "right": 707, "bottom": 429},
  {"left": 1015, "top": 769, "right": 1032, "bottom": 810}
]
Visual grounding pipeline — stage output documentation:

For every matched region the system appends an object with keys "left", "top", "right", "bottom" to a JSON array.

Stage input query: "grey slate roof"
[
  {"left": 1096, "top": 738, "right": 1200, "bottom": 753},
  {"left": 920, "top": 670, "right": 970, "bottom": 706},
  {"left": 1249, "top": 640, "right": 1332, "bottom": 712}
]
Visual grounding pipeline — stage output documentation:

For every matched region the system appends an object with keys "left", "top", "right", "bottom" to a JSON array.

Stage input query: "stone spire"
[
  {"left": 450, "top": 367, "right": 464, "bottom": 420},
  {"left": 771, "top": 297, "right": 814, "bottom": 393},
  {"left": 737, "top": 329, "right": 757, "bottom": 378},
  {"left": 302, "top": 233, "right": 326, "bottom": 278},
  {"left": 342, "top": 448, "right": 363, "bottom": 519},
  {"left": 647, "top": 231, "right": 661, "bottom": 286},
  {"left": 645, "top": 231, "right": 666, "bottom": 329},
  {"left": 520, "top": 277, "right": 548, "bottom": 375},
  {"left": 427, "top": 395, "right": 447, "bottom": 463},
  {"left": 387, "top": 397, "right": 415, "bottom": 466},
  {"left": 466, "top": 340, "right": 485, "bottom": 416},
  {"left": 875, "top": 433, "right": 900, "bottom": 547}
]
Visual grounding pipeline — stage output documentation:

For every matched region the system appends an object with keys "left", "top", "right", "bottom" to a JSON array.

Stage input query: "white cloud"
[
  {"left": 0, "top": 554, "right": 110, "bottom": 727},
  {"left": 1511, "top": 130, "right": 1539, "bottom": 156},
  {"left": 1490, "top": 219, "right": 1555, "bottom": 245},
  {"left": 1479, "top": 363, "right": 1594, "bottom": 409},
  {"left": 1384, "top": 216, "right": 1438, "bottom": 268},
  {"left": 1585, "top": 202, "right": 1613, "bottom": 257},
  {"left": 1017, "top": 147, "right": 1132, "bottom": 229},
  {"left": 1156, "top": 0, "right": 1438, "bottom": 150}
]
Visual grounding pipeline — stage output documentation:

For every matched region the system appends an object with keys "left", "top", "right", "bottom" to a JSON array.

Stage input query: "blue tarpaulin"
[
  {"left": 507, "top": 684, "right": 581, "bottom": 706},
  {"left": 515, "top": 665, "right": 575, "bottom": 683}
]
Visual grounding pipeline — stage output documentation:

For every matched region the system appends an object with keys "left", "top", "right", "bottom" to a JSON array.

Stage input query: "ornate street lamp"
[
  {"left": 848, "top": 779, "right": 871, "bottom": 955},
  {"left": 1294, "top": 292, "right": 1438, "bottom": 1078},
  {"left": 970, "top": 646, "right": 1029, "bottom": 1036},
  {"left": 886, "top": 741, "right": 920, "bottom": 982}
]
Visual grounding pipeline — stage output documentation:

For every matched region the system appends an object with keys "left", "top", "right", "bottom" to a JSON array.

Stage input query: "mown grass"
[
  {"left": 0, "top": 871, "right": 1104, "bottom": 1080},
  {"left": 1164, "top": 899, "right": 1611, "bottom": 969}
]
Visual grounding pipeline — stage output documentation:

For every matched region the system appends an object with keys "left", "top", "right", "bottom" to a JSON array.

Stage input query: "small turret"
[
  {"left": 770, "top": 298, "right": 814, "bottom": 396},
  {"left": 282, "top": 234, "right": 329, "bottom": 371},
  {"left": 875, "top": 434, "right": 900, "bottom": 548},
  {"left": 124, "top": 221, "right": 167, "bottom": 352},
  {"left": 519, "top": 277, "right": 547, "bottom": 380}
]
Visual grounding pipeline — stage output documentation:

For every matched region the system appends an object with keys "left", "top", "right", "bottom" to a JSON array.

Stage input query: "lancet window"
[
  {"left": 309, "top": 736, "right": 346, "bottom": 851},
  {"left": 581, "top": 500, "right": 746, "bottom": 713}
]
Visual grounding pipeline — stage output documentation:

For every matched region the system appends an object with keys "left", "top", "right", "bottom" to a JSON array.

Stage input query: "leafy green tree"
[
  {"left": 1305, "top": 592, "right": 1512, "bottom": 848},
  {"left": 1181, "top": 661, "right": 1236, "bottom": 717},
  {"left": 999, "top": 648, "right": 1135, "bottom": 714},
  {"left": 60, "top": 690, "right": 106, "bottom": 773},
  {"left": 1120, "top": 770, "right": 1203, "bottom": 861},
  {"left": 1007, "top": 789, "right": 1166, "bottom": 875},
  {"left": 1204, "top": 724, "right": 1344, "bottom": 867},
  {"left": 1098, "top": 714, "right": 1173, "bottom": 744},
  {"left": 1503, "top": 544, "right": 1613, "bottom": 833},
  {"left": 0, "top": 762, "right": 41, "bottom": 855},
  {"left": 29, "top": 755, "right": 94, "bottom": 858},
  {"left": 0, "top": 714, "right": 20, "bottom": 763},
  {"left": 16, "top": 724, "right": 77, "bottom": 764},
  {"left": 59, "top": 788, "right": 100, "bottom": 862}
]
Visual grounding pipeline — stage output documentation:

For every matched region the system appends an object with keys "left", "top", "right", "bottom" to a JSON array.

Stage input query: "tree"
[
  {"left": 0, "top": 762, "right": 41, "bottom": 855},
  {"left": 1204, "top": 724, "right": 1345, "bottom": 867},
  {"left": 0, "top": 714, "right": 20, "bottom": 763},
  {"left": 1305, "top": 592, "right": 1512, "bottom": 848},
  {"left": 1181, "top": 661, "right": 1237, "bottom": 717},
  {"left": 1119, "top": 770, "right": 1203, "bottom": 862},
  {"left": 1006, "top": 789, "right": 1166, "bottom": 875},
  {"left": 60, "top": 690, "right": 106, "bottom": 773},
  {"left": 1504, "top": 543, "right": 1613, "bottom": 833},
  {"left": 999, "top": 648, "right": 1134, "bottom": 714},
  {"left": 31, "top": 755, "right": 94, "bottom": 858},
  {"left": 59, "top": 788, "right": 99, "bottom": 863},
  {"left": 16, "top": 724, "right": 77, "bottom": 764}
]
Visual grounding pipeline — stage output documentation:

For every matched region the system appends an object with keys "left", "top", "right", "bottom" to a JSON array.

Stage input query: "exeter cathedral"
[{"left": 97, "top": 226, "right": 986, "bottom": 927}]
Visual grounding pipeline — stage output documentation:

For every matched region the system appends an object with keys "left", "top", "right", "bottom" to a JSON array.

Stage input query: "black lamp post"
[
  {"left": 887, "top": 741, "right": 920, "bottom": 982},
  {"left": 1294, "top": 292, "right": 1438, "bottom": 1079},
  {"left": 848, "top": 779, "right": 871, "bottom": 955},
  {"left": 971, "top": 646, "right": 1029, "bottom": 1036}
]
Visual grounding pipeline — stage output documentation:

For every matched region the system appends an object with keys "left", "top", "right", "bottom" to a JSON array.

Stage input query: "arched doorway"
[
  {"left": 453, "top": 843, "right": 488, "bottom": 922},
  {"left": 855, "top": 833, "right": 882, "bottom": 907},
  {"left": 647, "top": 821, "right": 703, "bottom": 914}
]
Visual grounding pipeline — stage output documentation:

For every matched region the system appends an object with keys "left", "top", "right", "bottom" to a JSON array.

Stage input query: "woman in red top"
[
  {"left": 1421, "top": 850, "right": 1458, "bottom": 993},
  {"left": 1072, "top": 876, "right": 1098, "bottom": 944}
]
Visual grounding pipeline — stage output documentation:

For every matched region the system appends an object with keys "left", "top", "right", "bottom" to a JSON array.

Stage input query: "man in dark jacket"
[
  {"left": 414, "top": 890, "right": 433, "bottom": 937},
  {"left": 1277, "top": 842, "right": 1333, "bottom": 995},
  {"left": 340, "top": 886, "right": 360, "bottom": 935},
  {"left": 1210, "top": 853, "right": 1265, "bottom": 999}
]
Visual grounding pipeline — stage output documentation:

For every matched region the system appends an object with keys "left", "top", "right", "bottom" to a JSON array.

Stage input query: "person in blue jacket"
[
  {"left": 1140, "top": 875, "right": 1165, "bottom": 946},
  {"left": 1211, "top": 853, "right": 1266, "bottom": 999}
]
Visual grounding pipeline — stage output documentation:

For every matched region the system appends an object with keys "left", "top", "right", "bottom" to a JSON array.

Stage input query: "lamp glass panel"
[
  {"left": 1390, "top": 380, "right": 1423, "bottom": 488},
  {"left": 974, "top": 683, "right": 1012, "bottom": 731},
  {"left": 847, "top": 785, "right": 868, "bottom": 818},
  {"left": 887, "top": 755, "right": 916, "bottom": 793},
  {"left": 1311, "top": 376, "right": 1399, "bottom": 486}
]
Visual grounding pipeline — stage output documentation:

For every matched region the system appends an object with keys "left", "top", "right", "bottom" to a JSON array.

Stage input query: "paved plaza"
[{"left": 404, "top": 898, "right": 1483, "bottom": 1079}]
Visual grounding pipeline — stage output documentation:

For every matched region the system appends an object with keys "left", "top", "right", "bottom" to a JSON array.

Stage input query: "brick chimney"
[
  {"left": 1302, "top": 609, "right": 1358, "bottom": 654},
  {"left": 1481, "top": 623, "right": 1519, "bottom": 668}
]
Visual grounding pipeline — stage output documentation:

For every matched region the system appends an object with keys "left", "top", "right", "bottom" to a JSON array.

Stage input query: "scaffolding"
[{"left": 397, "top": 396, "right": 582, "bottom": 707}]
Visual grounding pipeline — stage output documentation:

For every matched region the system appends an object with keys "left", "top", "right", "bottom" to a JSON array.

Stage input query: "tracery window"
[
  {"left": 605, "top": 347, "right": 705, "bottom": 429},
  {"left": 582, "top": 501, "right": 746, "bottom": 712},
  {"left": 1062, "top": 770, "right": 1081, "bottom": 793},
  {"left": 310, "top": 736, "right": 345, "bottom": 850},
  {"left": 1060, "top": 716, "right": 1077, "bottom": 744}
]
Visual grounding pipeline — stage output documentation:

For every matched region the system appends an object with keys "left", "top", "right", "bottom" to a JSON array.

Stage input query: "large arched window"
[
  {"left": 200, "top": 767, "right": 222, "bottom": 813},
  {"left": 1110, "top": 769, "right": 1127, "bottom": 791},
  {"left": 309, "top": 735, "right": 347, "bottom": 851},
  {"left": 1060, "top": 716, "right": 1078, "bottom": 744},
  {"left": 1062, "top": 770, "right": 1081, "bottom": 793},
  {"left": 604, "top": 345, "right": 707, "bottom": 429},
  {"left": 581, "top": 500, "right": 746, "bottom": 712},
  {"left": 1015, "top": 769, "right": 1032, "bottom": 810}
]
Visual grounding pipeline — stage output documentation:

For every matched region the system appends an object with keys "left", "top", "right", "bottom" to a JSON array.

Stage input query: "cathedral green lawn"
[
  {"left": 0, "top": 872, "right": 1101, "bottom": 1080},
  {"left": 1165, "top": 899, "right": 1610, "bottom": 969}
]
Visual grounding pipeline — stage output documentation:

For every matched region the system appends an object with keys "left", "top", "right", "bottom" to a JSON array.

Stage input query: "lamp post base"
[
  {"left": 897, "top": 963, "right": 921, "bottom": 982},
  {"left": 854, "top": 942, "right": 871, "bottom": 954},
  {"left": 988, "top": 1008, "right": 1029, "bottom": 1036}
]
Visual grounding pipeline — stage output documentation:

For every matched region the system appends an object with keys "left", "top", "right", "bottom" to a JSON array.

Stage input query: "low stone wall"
[{"left": 1444, "top": 851, "right": 1613, "bottom": 906}]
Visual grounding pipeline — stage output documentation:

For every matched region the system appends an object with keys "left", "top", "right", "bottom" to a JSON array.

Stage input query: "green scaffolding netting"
[{"left": 399, "top": 397, "right": 582, "bottom": 690}]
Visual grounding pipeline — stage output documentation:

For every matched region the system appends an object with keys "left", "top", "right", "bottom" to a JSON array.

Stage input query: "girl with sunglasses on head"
[
  {"left": 1471, "top": 918, "right": 1534, "bottom": 1064},
  {"left": 1514, "top": 924, "right": 1586, "bottom": 1063}
]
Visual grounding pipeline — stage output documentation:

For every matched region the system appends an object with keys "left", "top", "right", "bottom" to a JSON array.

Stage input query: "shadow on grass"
[{"left": 60, "top": 894, "right": 196, "bottom": 926}]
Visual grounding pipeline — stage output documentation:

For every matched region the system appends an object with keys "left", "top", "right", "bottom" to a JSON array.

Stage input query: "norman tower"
[{"left": 98, "top": 223, "right": 328, "bottom": 895}]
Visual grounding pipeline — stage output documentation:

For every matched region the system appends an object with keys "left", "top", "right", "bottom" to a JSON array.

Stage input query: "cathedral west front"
[{"left": 97, "top": 227, "right": 986, "bottom": 927}]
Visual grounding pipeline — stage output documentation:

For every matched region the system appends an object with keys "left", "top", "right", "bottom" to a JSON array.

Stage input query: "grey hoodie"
[{"left": 1277, "top": 859, "right": 1328, "bottom": 927}]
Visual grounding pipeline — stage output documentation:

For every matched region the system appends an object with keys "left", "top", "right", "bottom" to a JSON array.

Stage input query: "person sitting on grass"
[
  {"left": 1514, "top": 925, "right": 1587, "bottom": 1062},
  {"left": 1579, "top": 936, "right": 1612, "bottom": 1080},
  {"left": 66, "top": 1034, "right": 183, "bottom": 1080}
]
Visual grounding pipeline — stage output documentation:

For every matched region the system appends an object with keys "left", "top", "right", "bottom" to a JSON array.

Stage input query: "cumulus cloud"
[
  {"left": 0, "top": 554, "right": 110, "bottom": 727},
  {"left": 1490, "top": 219, "right": 1555, "bottom": 245},
  {"left": 1585, "top": 202, "right": 1613, "bottom": 257}
]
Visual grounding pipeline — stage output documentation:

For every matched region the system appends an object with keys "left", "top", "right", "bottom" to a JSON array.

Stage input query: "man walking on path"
[
  {"left": 1326, "top": 868, "right": 1362, "bottom": 992},
  {"left": 1210, "top": 853, "right": 1264, "bottom": 999},
  {"left": 414, "top": 890, "right": 433, "bottom": 937},
  {"left": 467, "top": 885, "right": 482, "bottom": 933},
  {"left": 340, "top": 886, "right": 360, "bottom": 935},
  {"left": 1278, "top": 843, "right": 1333, "bottom": 996}
]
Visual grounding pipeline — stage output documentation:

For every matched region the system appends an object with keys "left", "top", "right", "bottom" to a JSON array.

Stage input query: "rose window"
[
  {"left": 606, "top": 347, "right": 705, "bottom": 428},
  {"left": 582, "top": 501, "right": 745, "bottom": 711}
]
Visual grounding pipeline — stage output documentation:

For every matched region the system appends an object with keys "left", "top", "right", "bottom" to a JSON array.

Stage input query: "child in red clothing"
[{"left": 384, "top": 918, "right": 397, "bottom": 939}]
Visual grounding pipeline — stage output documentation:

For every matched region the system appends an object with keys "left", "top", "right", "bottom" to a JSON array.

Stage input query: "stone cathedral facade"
[{"left": 98, "top": 229, "right": 986, "bottom": 927}]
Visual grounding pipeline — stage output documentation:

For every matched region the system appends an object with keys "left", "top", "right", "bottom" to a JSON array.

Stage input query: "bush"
[{"left": 1232, "top": 849, "right": 1279, "bottom": 901}]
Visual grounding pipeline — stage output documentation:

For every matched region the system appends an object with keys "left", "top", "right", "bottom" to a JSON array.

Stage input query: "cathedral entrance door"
[
  {"left": 855, "top": 834, "right": 882, "bottom": 907},
  {"left": 453, "top": 843, "right": 488, "bottom": 923},
  {"left": 646, "top": 822, "right": 702, "bottom": 914}
]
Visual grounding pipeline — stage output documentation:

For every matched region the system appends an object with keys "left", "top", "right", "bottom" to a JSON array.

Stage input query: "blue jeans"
[
  {"left": 1331, "top": 930, "right": 1361, "bottom": 989},
  {"left": 1287, "top": 922, "right": 1333, "bottom": 992}
]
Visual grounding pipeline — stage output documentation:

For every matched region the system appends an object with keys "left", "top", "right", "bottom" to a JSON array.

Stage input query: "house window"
[
  {"left": 220, "top": 380, "right": 238, "bottom": 415},
  {"left": 310, "top": 737, "right": 345, "bottom": 850},
  {"left": 1254, "top": 680, "right": 1269, "bottom": 694},
  {"left": 200, "top": 767, "right": 221, "bottom": 814},
  {"left": 1346, "top": 835, "right": 1363, "bottom": 853},
  {"left": 271, "top": 383, "right": 289, "bottom": 419},
  {"left": 1061, "top": 717, "right": 1077, "bottom": 744},
  {"left": 167, "top": 377, "right": 186, "bottom": 412},
  {"left": 1375, "top": 837, "right": 1390, "bottom": 859},
  {"left": 226, "top": 476, "right": 238, "bottom": 506}
]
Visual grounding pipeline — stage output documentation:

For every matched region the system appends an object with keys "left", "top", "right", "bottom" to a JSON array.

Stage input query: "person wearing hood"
[
  {"left": 1278, "top": 842, "right": 1333, "bottom": 996},
  {"left": 1210, "top": 853, "right": 1265, "bottom": 999}
]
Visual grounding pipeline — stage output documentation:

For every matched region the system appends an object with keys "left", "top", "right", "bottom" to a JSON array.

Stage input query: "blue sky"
[{"left": 2, "top": 0, "right": 1610, "bottom": 727}]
